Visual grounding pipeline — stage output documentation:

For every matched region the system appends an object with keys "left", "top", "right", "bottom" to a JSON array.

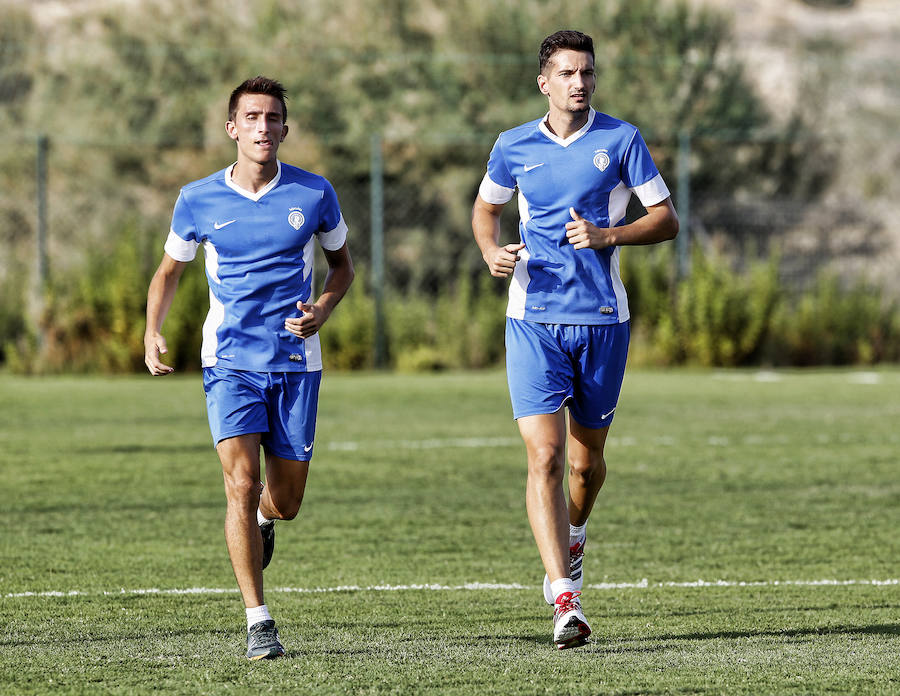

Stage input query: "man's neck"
[
  {"left": 545, "top": 109, "right": 590, "bottom": 140},
  {"left": 231, "top": 159, "right": 279, "bottom": 193}
]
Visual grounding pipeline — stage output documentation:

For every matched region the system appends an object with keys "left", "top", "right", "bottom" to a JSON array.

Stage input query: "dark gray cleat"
[{"left": 246, "top": 620, "right": 285, "bottom": 660}]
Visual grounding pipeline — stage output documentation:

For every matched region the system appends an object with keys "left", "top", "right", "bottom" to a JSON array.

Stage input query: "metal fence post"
[
  {"left": 676, "top": 130, "right": 691, "bottom": 278},
  {"left": 34, "top": 133, "right": 49, "bottom": 344},
  {"left": 370, "top": 133, "right": 387, "bottom": 368}
]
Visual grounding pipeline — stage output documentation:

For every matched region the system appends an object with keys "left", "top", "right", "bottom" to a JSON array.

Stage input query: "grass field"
[{"left": 1, "top": 368, "right": 898, "bottom": 695}]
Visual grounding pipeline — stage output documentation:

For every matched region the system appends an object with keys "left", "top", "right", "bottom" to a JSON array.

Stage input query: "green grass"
[{"left": 1, "top": 368, "right": 898, "bottom": 695}]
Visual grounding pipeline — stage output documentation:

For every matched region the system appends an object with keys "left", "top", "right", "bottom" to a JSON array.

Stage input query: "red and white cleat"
[{"left": 552, "top": 591, "right": 591, "bottom": 650}]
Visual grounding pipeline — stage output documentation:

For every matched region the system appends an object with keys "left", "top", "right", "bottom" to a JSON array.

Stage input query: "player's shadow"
[
  {"left": 647, "top": 622, "right": 900, "bottom": 643},
  {"left": 72, "top": 443, "right": 211, "bottom": 455}
]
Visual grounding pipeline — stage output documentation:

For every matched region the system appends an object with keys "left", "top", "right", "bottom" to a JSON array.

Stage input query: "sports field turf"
[{"left": 1, "top": 368, "right": 898, "bottom": 694}]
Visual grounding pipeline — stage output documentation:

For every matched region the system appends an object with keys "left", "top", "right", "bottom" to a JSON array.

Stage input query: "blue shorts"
[
  {"left": 505, "top": 318, "right": 630, "bottom": 429},
  {"left": 202, "top": 366, "right": 322, "bottom": 461}
]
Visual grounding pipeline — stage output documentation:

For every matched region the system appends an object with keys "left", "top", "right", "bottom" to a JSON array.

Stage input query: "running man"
[
  {"left": 471, "top": 31, "right": 678, "bottom": 649},
  {"left": 144, "top": 76, "right": 354, "bottom": 659}
]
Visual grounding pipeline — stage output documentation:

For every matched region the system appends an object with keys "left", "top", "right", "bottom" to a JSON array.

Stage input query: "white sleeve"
[
  {"left": 163, "top": 229, "right": 199, "bottom": 261},
  {"left": 318, "top": 213, "right": 348, "bottom": 251},
  {"left": 631, "top": 173, "right": 670, "bottom": 208},
  {"left": 478, "top": 172, "right": 515, "bottom": 205}
]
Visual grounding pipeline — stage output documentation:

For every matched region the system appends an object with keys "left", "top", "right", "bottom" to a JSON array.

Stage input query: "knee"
[
  {"left": 527, "top": 443, "right": 566, "bottom": 483},
  {"left": 266, "top": 489, "right": 304, "bottom": 521},
  {"left": 223, "top": 470, "right": 261, "bottom": 502},
  {"left": 568, "top": 452, "right": 606, "bottom": 486}
]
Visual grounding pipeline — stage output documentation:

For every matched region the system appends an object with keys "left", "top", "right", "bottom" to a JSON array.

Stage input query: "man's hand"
[
  {"left": 483, "top": 242, "right": 526, "bottom": 278},
  {"left": 144, "top": 333, "right": 174, "bottom": 376},
  {"left": 285, "top": 302, "right": 328, "bottom": 339},
  {"left": 565, "top": 207, "right": 615, "bottom": 250}
]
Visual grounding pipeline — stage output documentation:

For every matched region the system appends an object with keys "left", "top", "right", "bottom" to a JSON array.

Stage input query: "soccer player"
[
  {"left": 471, "top": 31, "right": 678, "bottom": 649},
  {"left": 143, "top": 76, "right": 354, "bottom": 660}
]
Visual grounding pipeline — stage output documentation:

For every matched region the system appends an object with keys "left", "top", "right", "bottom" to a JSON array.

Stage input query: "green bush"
[
  {"left": 624, "top": 246, "right": 781, "bottom": 367},
  {"left": 6, "top": 240, "right": 898, "bottom": 373},
  {"left": 388, "top": 272, "right": 507, "bottom": 372},
  {"left": 769, "top": 273, "right": 900, "bottom": 365},
  {"left": 319, "top": 269, "right": 376, "bottom": 371}
]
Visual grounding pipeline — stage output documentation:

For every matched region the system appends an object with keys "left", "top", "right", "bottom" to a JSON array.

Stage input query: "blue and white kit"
[
  {"left": 479, "top": 108, "right": 670, "bottom": 326},
  {"left": 164, "top": 160, "right": 348, "bottom": 372}
]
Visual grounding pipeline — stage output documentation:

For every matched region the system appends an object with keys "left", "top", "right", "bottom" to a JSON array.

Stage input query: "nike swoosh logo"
[
  {"left": 303, "top": 444, "right": 314, "bottom": 452},
  {"left": 523, "top": 163, "right": 545, "bottom": 172},
  {"left": 600, "top": 408, "right": 616, "bottom": 420},
  {"left": 213, "top": 219, "right": 236, "bottom": 229}
]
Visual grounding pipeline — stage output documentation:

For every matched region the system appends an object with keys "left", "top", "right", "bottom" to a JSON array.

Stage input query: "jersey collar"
[
  {"left": 538, "top": 108, "right": 596, "bottom": 148},
  {"left": 225, "top": 160, "right": 282, "bottom": 201}
]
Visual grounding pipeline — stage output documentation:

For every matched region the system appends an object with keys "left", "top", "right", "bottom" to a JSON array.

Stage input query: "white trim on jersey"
[
  {"left": 302, "top": 236, "right": 316, "bottom": 286},
  {"left": 478, "top": 172, "right": 515, "bottom": 205},
  {"left": 203, "top": 240, "right": 221, "bottom": 284},
  {"left": 610, "top": 247, "right": 630, "bottom": 323},
  {"left": 201, "top": 288, "right": 225, "bottom": 367},
  {"left": 164, "top": 229, "right": 199, "bottom": 262},
  {"left": 304, "top": 333, "right": 323, "bottom": 371},
  {"left": 537, "top": 109, "right": 596, "bottom": 148},
  {"left": 224, "top": 161, "right": 282, "bottom": 202},
  {"left": 319, "top": 213, "right": 348, "bottom": 251},
  {"left": 632, "top": 173, "right": 670, "bottom": 208},
  {"left": 507, "top": 246, "right": 531, "bottom": 320},
  {"left": 608, "top": 182, "right": 632, "bottom": 227}
]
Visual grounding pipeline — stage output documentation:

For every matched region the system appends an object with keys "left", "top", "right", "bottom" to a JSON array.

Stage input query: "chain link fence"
[{"left": 1, "top": 131, "right": 898, "bottom": 348}]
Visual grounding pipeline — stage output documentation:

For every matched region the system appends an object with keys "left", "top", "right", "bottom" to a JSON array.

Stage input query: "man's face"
[
  {"left": 537, "top": 49, "right": 596, "bottom": 115},
  {"left": 225, "top": 93, "right": 287, "bottom": 165}
]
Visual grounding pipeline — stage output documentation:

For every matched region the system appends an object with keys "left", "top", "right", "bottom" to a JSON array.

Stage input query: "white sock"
[
  {"left": 569, "top": 523, "right": 587, "bottom": 542},
  {"left": 257, "top": 507, "right": 273, "bottom": 526},
  {"left": 246, "top": 604, "right": 273, "bottom": 630},
  {"left": 550, "top": 578, "right": 577, "bottom": 603}
]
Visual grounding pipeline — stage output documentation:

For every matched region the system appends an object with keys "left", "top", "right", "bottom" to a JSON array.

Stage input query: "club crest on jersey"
[
  {"left": 593, "top": 149, "right": 610, "bottom": 172},
  {"left": 287, "top": 207, "right": 305, "bottom": 230}
]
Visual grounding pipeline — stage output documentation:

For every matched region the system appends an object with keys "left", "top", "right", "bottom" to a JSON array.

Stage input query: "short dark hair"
[
  {"left": 228, "top": 76, "right": 288, "bottom": 123},
  {"left": 539, "top": 30, "right": 595, "bottom": 73}
]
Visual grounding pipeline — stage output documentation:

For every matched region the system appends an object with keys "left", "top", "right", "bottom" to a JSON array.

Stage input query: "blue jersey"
[
  {"left": 479, "top": 108, "right": 670, "bottom": 325},
  {"left": 164, "top": 161, "right": 348, "bottom": 372}
]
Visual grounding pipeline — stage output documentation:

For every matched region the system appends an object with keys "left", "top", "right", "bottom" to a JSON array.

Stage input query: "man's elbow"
[{"left": 665, "top": 211, "right": 679, "bottom": 241}]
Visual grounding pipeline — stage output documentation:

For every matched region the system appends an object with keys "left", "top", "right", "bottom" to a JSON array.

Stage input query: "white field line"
[
  {"left": 711, "top": 370, "right": 888, "bottom": 384},
  {"left": 326, "top": 430, "right": 900, "bottom": 452},
  {"left": 5, "top": 578, "right": 897, "bottom": 599}
]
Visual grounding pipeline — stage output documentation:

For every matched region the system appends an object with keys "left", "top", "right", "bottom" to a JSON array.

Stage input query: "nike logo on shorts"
[
  {"left": 600, "top": 408, "right": 616, "bottom": 420},
  {"left": 303, "top": 443, "right": 314, "bottom": 452}
]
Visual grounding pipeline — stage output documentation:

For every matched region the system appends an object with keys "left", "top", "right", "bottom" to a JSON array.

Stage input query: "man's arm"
[
  {"left": 144, "top": 253, "right": 189, "bottom": 375},
  {"left": 565, "top": 198, "right": 679, "bottom": 251},
  {"left": 285, "top": 242, "right": 355, "bottom": 339},
  {"left": 472, "top": 194, "right": 525, "bottom": 278}
]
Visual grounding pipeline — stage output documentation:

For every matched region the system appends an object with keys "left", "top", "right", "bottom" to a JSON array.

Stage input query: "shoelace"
[{"left": 554, "top": 590, "right": 582, "bottom": 616}]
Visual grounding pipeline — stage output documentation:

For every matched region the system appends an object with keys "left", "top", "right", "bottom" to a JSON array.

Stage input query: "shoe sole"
[
  {"left": 554, "top": 616, "right": 591, "bottom": 650},
  {"left": 248, "top": 646, "right": 285, "bottom": 661},
  {"left": 555, "top": 623, "right": 591, "bottom": 650}
]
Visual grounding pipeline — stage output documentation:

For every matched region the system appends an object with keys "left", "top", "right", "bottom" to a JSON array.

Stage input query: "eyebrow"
[{"left": 242, "top": 108, "right": 283, "bottom": 118}]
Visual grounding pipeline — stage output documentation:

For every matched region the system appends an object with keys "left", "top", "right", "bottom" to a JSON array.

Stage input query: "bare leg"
[
  {"left": 518, "top": 412, "right": 570, "bottom": 584},
  {"left": 217, "top": 434, "right": 264, "bottom": 608},
  {"left": 566, "top": 417, "right": 609, "bottom": 526},
  {"left": 259, "top": 451, "right": 310, "bottom": 521}
]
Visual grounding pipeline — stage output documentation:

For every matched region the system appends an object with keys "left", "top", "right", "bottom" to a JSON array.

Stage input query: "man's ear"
[
  {"left": 225, "top": 121, "right": 238, "bottom": 141},
  {"left": 280, "top": 123, "right": 288, "bottom": 141},
  {"left": 537, "top": 74, "right": 549, "bottom": 96}
]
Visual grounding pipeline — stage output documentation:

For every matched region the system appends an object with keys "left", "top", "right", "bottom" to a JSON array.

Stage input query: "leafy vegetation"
[{"left": 0, "top": 0, "right": 895, "bottom": 371}]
